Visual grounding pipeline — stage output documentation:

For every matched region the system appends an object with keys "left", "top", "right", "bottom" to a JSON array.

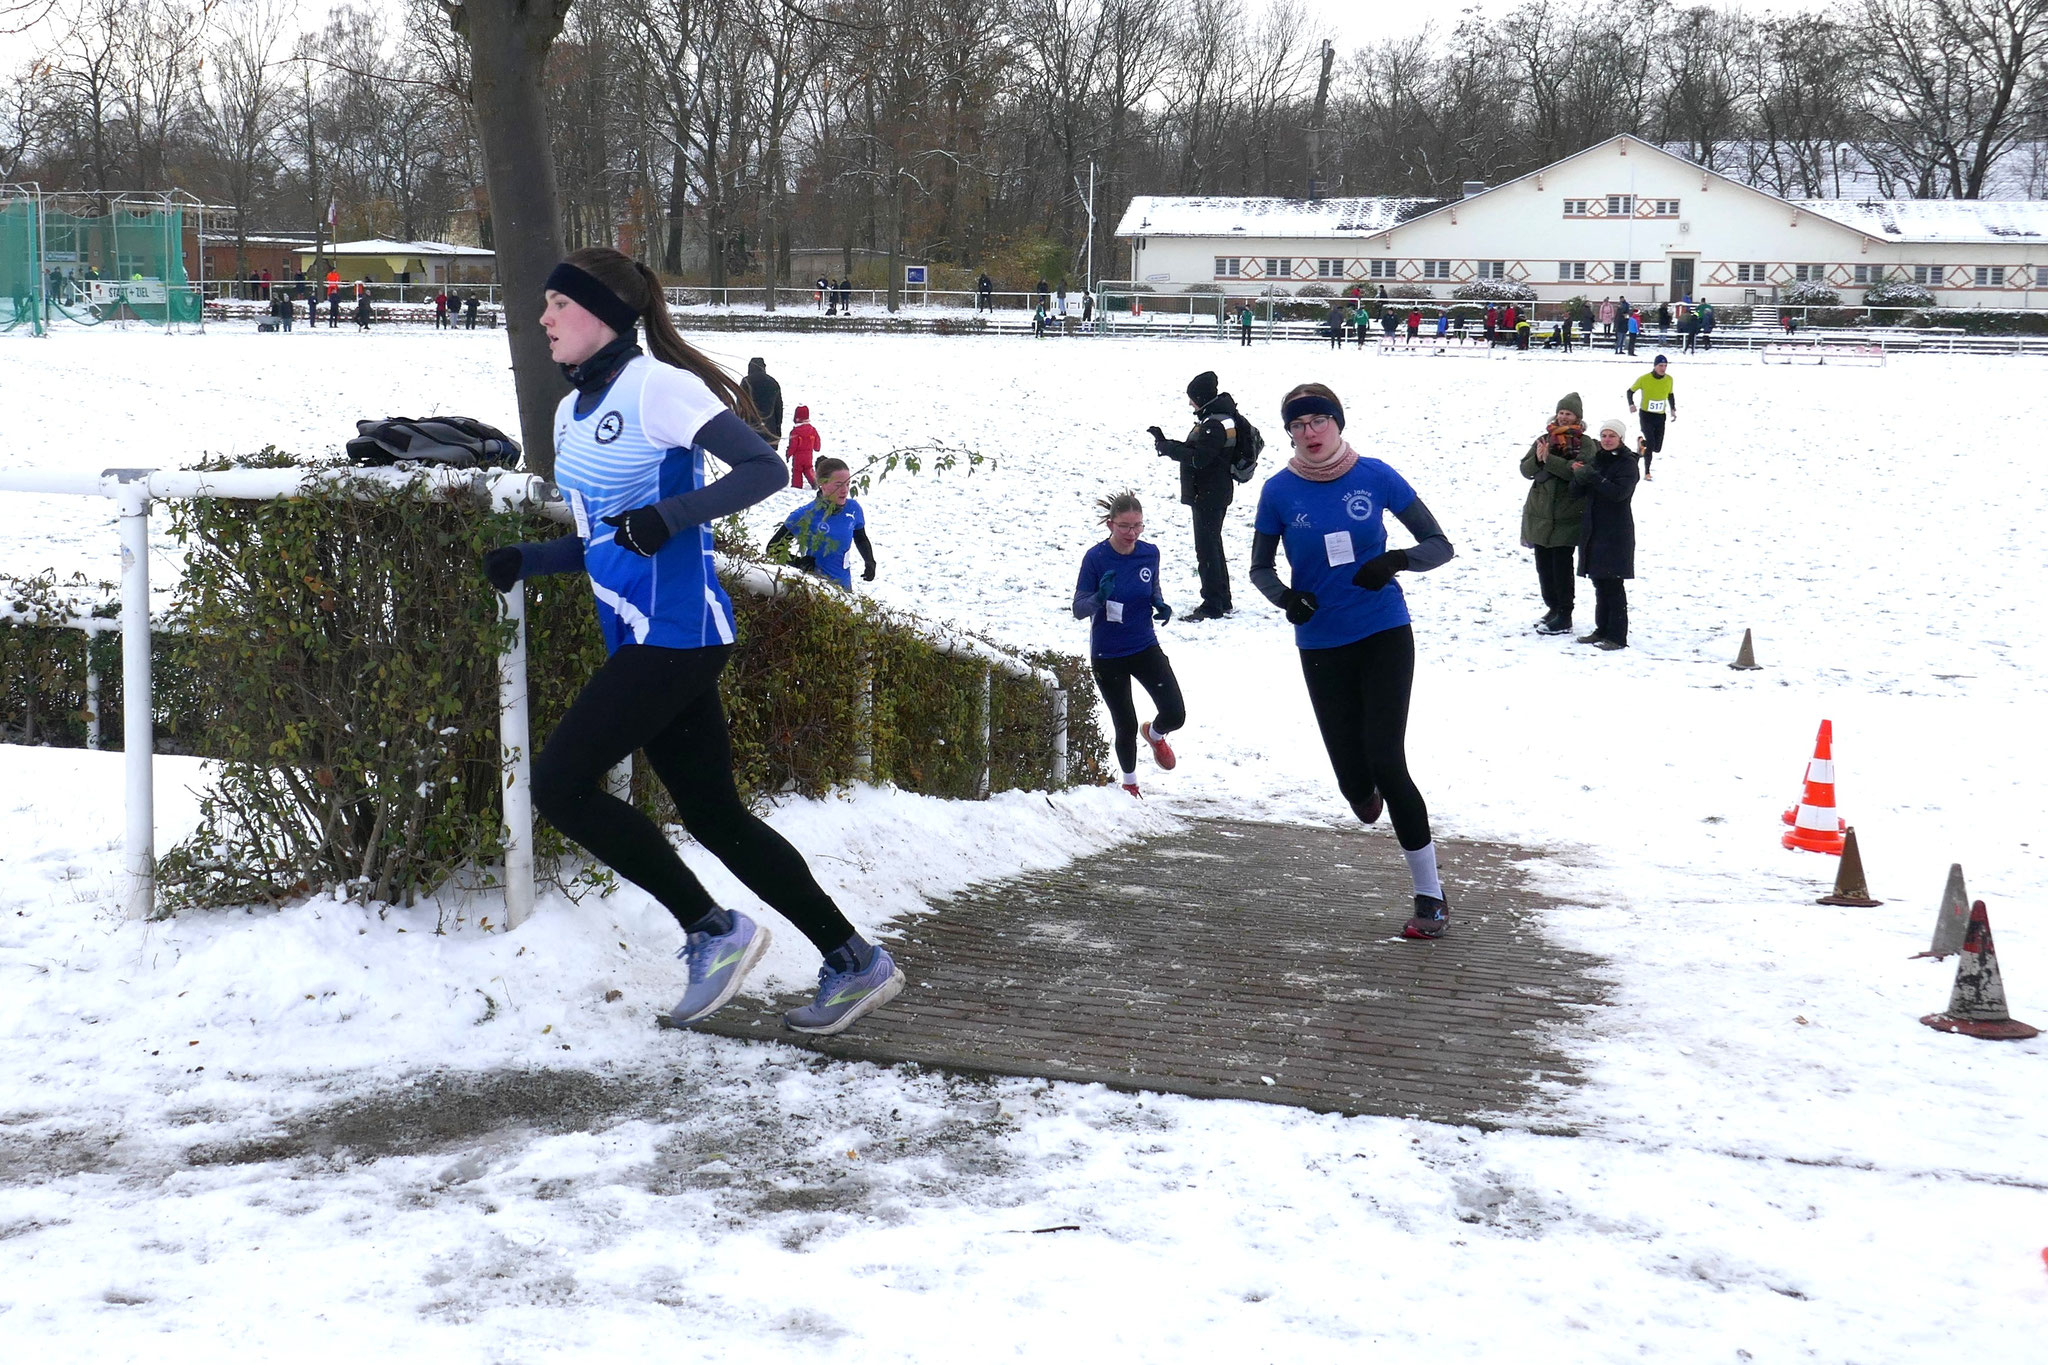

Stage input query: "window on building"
[
  {"left": 1914, "top": 264, "right": 1947, "bottom": 285},
  {"left": 1650, "top": 199, "right": 1680, "bottom": 217},
  {"left": 1735, "top": 263, "right": 1767, "bottom": 283},
  {"left": 1612, "top": 261, "right": 1642, "bottom": 282},
  {"left": 1368, "top": 258, "right": 1399, "bottom": 278},
  {"left": 1476, "top": 260, "right": 1506, "bottom": 280},
  {"left": 1214, "top": 257, "right": 1241, "bottom": 278},
  {"left": 1265, "top": 258, "right": 1293, "bottom": 277},
  {"left": 1607, "top": 194, "right": 1634, "bottom": 216},
  {"left": 1563, "top": 199, "right": 1590, "bottom": 217},
  {"left": 1421, "top": 260, "right": 1451, "bottom": 279},
  {"left": 1316, "top": 258, "right": 1346, "bottom": 278},
  {"left": 1558, "top": 261, "right": 1587, "bottom": 281},
  {"left": 1853, "top": 264, "right": 1886, "bottom": 285},
  {"left": 1792, "top": 264, "right": 1827, "bottom": 283},
  {"left": 1975, "top": 266, "right": 2006, "bottom": 287}
]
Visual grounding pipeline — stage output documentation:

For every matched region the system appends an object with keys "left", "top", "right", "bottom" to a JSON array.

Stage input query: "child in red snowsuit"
[{"left": 786, "top": 405, "right": 821, "bottom": 489}]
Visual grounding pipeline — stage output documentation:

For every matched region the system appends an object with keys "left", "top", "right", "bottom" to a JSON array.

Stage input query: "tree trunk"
[{"left": 452, "top": 0, "right": 570, "bottom": 478}]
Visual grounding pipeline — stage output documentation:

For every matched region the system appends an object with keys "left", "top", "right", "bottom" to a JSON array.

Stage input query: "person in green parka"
[{"left": 1520, "top": 391, "right": 1598, "bottom": 635}]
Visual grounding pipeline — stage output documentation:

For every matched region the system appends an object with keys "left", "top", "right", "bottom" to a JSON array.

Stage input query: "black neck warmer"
[{"left": 562, "top": 332, "right": 644, "bottom": 394}]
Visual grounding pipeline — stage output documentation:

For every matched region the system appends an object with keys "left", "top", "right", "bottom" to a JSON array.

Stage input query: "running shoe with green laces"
[
  {"left": 783, "top": 946, "right": 905, "bottom": 1035},
  {"left": 668, "top": 911, "right": 771, "bottom": 1025}
]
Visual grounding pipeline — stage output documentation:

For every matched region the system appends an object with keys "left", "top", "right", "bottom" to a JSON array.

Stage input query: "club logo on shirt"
[
  {"left": 1139, "top": 567, "right": 1153, "bottom": 583},
  {"left": 1343, "top": 490, "right": 1376, "bottom": 521},
  {"left": 1292, "top": 512, "right": 1312, "bottom": 527},
  {"left": 595, "top": 411, "right": 624, "bottom": 444}
]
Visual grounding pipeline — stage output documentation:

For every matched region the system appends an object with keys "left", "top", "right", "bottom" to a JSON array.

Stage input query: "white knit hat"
[{"left": 1598, "top": 416, "right": 1629, "bottom": 440}]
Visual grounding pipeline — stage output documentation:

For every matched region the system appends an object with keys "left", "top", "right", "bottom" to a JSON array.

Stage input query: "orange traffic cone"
[
  {"left": 1921, "top": 901, "right": 2039, "bottom": 1040},
  {"left": 1782, "top": 720, "right": 1848, "bottom": 854}
]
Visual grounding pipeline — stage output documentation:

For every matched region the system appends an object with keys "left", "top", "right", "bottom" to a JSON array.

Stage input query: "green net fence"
[{"left": 0, "top": 191, "right": 204, "bottom": 331}]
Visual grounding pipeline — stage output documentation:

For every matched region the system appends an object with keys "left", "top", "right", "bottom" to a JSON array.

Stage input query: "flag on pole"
[{"left": 327, "top": 200, "right": 338, "bottom": 227}]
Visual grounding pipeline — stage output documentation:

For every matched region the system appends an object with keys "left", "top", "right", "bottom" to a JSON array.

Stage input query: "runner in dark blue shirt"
[
  {"left": 1249, "top": 382, "right": 1458, "bottom": 939},
  {"left": 1072, "top": 490, "right": 1185, "bottom": 797}
]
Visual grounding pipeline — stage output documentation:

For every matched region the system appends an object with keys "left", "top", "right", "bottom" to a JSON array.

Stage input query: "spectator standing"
[
  {"left": 434, "top": 291, "right": 449, "bottom": 329},
  {"left": 976, "top": 273, "right": 993, "bottom": 311},
  {"left": 1327, "top": 301, "right": 1347, "bottom": 349},
  {"left": 464, "top": 293, "right": 480, "bottom": 329},
  {"left": 1520, "top": 391, "right": 1594, "bottom": 635},
  {"left": 1571, "top": 418, "right": 1641, "bottom": 650},
  {"left": 742, "top": 357, "right": 783, "bottom": 441},
  {"left": 1699, "top": 300, "right": 1716, "bottom": 349},
  {"left": 1405, "top": 307, "right": 1421, "bottom": 343},
  {"left": 816, "top": 274, "right": 829, "bottom": 311},
  {"left": 1148, "top": 370, "right": 1242, "bottom": 621},
  {"left": 1239, "top": 301, "right": 1255, "bottom": 346},
  {"left": 785, "top": 404, "right": 821, "bottom": 489}
]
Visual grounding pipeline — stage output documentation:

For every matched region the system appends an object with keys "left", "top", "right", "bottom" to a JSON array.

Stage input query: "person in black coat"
[
  {"left": 743, "top": 357, "right": 784, "bottom": 440},
  {"left": 1570, "top": 417, "right": 1640, "bottom": 649},
  {"left": 976, "top": 273, "right": 993, "bottom": 311},
  {"left": 1148, "top": 370, "right": 1241, "bottom": 619}
]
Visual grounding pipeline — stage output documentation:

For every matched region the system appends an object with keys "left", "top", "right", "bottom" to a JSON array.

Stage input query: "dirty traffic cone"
[
  {"left": 1920, "top": 901, "right": 2039, "bottom": 1039},
  {"left": 1911, "top": 864, "right": 1971, "bottom": 960},
  {"left": 1730, "top": 629, "right": 1763, "bottom": 670},
  {"left": 1782, "top": 720, "right": 1848, "bottom": 854},
  {"left": 1816, "top": 827, "right": 1883, "bottom": 906}
]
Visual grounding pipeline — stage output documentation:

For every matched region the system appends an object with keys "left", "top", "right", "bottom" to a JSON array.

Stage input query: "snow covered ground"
[{"left": 3, "top": 324, "right": 2046, "bottom": 1359}]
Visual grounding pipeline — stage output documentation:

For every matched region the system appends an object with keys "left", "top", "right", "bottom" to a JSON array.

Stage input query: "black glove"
[
  {"left": 1153, "top": 600, "right": 1172, "bottom": 624},
  {"left": 1352, "top": 549, "right": 1408, "bottom": 592},
  {"left": 483, "top": 546, "right": 524, "bottom": 593},
  {"left": 601, "top": 505, "right": 671, "bottom": 557},
  {"left": 1281, "top": 588, "right": 1319, "bottom": 625},
  {"left": 793, "top": 554, "right": 818, "bottom": 573},
  {"left": 861, "top": 560, "right": 876, "bottom": 582},
  {"left": 1147, "top": 425, "right": 1167, "bottom": 452}
]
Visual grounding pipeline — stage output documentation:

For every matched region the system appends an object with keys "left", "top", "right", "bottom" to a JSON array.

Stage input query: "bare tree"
[
  {"left": 1859, "top": 0, "right": 2048, "bottom": 197},
  {"left": 194, "top": 0, "right": 292, "bottom": 286}
]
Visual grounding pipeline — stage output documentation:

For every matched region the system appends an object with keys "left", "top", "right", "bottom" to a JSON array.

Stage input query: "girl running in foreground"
[
  {"left": 483, "top": 246, "right": 902, "bottom": 1035},
  {"left": 1072, "top": 490, "right": 1185, "bottom": 797},
  {"left": 1248, "top": 382, "right": 1458, "bottom": 939}
]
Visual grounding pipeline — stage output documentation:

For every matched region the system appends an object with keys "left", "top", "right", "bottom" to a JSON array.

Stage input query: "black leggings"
[
  {"left": 531, "top": 643, "right": 856, "bottom": 952},
  {"left": 1093, "top": 645, "right": 1186, "bottom": 774},
  {"left": 1299, "top": 625, "right": 1432, "bottom": 850}
]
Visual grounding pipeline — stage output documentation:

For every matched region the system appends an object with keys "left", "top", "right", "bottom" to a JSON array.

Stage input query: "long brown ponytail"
[{"left": 562, "top": 246, "right": 761, "bottom": 424}]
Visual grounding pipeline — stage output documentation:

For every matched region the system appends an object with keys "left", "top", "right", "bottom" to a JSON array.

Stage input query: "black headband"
[
  {"left": 1281, "top": 393, "right": 1345, "bottom": 430},
  {"left": 545, "top": 262, "right": 641, "bottom": 335}
]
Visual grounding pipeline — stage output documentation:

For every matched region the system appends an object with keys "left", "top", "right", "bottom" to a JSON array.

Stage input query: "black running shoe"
[
  {"left": 1402, "top": 894, "right": 1450, "bottom": 940},
  {"left": 1536, "top": 614, "right": 1572, "bottom": 635}
]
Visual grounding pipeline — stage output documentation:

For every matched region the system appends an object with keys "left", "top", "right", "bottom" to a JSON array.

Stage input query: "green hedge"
[{"left": 1, "top": 464, "right": 1102, "bottom": 912}]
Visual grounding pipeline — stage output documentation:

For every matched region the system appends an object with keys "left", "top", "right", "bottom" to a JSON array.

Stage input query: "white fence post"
[
  {"left": 497, "top": 581, "right": 536, "bottom": 928},
  {"left": 1051, "top": 688, "right": 1068, "bottom": 788},
  {"left": 978, "top": 666, "right": 992, "bottom": 799},
  {"left": 115, "top": 477, "right": 154, "bottom": 919},
  {"left": 85, "top": 658, "right": 101, "bottom": 750},
  {"left": 606, "top": 757, "right": 633, "bottom": 801}
]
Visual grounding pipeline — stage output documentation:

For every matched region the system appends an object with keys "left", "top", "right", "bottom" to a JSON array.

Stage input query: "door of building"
[{"left": 1668, "top": 256, "right": 1695, "bottom": 302}]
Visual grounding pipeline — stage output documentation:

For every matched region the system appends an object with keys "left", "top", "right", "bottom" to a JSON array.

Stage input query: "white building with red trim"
[{"left": 1116, "top": 136, "right": 2048, "bottom": 308}]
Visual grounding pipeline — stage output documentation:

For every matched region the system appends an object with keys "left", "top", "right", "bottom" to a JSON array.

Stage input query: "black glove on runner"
[
  {"left": 1281, "top": 588, "right": 1319, "bottom": 625},
  {"left": 862, "top": 561, "right": 876, "bottom": 581},
  {"left": 1352, "top": 549, "right": 1408, "bottom": 592},
  {"left": 601, "top": 505, "right": 671, "bottom": 557},
  {"left": 1153, "top": 601, "right": 1172, "bottom": 624},
  {"left": 483, "top": 546, "right": 524, "bottom": 593}
]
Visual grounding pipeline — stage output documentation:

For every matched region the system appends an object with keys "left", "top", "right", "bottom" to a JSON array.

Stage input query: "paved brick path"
[{"left": 694, "top": 820, "right": 1608, "bottom": 1130}]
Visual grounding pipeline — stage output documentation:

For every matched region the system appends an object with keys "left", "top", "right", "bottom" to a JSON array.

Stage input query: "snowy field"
[{"left": 2, "top": 324, "right": 2046, "bottom": 1359}]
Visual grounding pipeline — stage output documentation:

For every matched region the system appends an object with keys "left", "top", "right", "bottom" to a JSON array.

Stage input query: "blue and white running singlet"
[{"left": 552, "top": 355, "right": 737, "bottom": 653}]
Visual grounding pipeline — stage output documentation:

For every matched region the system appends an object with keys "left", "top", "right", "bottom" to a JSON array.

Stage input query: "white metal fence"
[{"left": 0, "top": 466, "right": 1066, "bottom": 925}]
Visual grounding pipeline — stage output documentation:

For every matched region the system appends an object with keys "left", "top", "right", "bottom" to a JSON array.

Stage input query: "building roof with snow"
[
  {"left": 298, "top": 238, "right": 496, "bottom": 259},
  {"left": 1795, "top": 199, "right": 2048, "bottom": 244},
  {"left": 1115, "top": 196, "right": 1447, "bottom": 239}
]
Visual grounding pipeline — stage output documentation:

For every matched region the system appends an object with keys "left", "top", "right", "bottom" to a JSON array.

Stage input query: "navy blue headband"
[
  {"left": 1281, "top": 393, "right": 1345, "bottom": 430},
  {"left": 545, "top": 262, "right": 641, "bottom": 334}
]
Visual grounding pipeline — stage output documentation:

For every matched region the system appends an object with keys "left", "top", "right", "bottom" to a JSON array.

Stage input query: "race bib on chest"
[
  {"left": 1106, "top": 600, "right": 1124, "bottom": 624},
  {"left": 567, "top": 488, "right": 592, "bottom": 539},
  {"left": 1644, "top": 398, "right": 1668, "bottom": 414},
  {"left": 1324, "top": 530, "right": 1354, "bottom": 566}
]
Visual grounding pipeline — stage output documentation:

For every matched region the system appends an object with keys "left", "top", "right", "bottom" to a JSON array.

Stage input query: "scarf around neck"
[
  {"left": 1545, "top": 415, "right": 1584, "bottom": 454},
  {"left": 1288, "top": 434, "right": 1359, "bottom": 482}
]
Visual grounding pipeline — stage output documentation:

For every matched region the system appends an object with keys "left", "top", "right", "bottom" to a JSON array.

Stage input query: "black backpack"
[
  {"left": 1225, "top": 412, "right": 1266, "bottom": 483},
  {"left": 345, "top": 416, "right": 522, "bottom": 469}
]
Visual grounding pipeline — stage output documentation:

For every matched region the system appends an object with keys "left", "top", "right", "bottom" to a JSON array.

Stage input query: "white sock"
[
  {"left": 1403, "top": 843, "right": 1443, "bottom": 900},
  {"left": 1140, "top": 723, "right": 1155, "bottom": 743},
  {"left": 1121, "top": 771, "right": 1138, "bottom": 786}
]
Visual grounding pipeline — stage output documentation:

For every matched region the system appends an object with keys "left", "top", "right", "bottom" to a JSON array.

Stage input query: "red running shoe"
[
  {"left": 1121, "top": 782, "right": 1143, "bottom": 799},
  {"left": 1143, "top": 722, "right": 1177, "bottom": 771}
]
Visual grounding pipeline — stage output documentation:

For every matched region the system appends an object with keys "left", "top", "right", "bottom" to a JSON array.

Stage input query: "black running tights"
[
  {"left": 531, "top": 643, "right": 856, "bottom": 952},
  {"left": 1298, "top": 625, "right": 1432, "bottom": 851},
  {"left": 1092, "top": 645, "right": 1186, "bottom": 775}
]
